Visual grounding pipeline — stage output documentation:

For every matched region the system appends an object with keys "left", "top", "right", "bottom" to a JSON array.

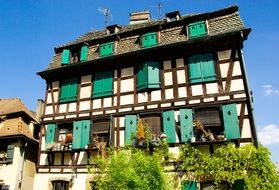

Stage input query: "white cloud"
[
  {"left": 262, "top": 85, "right": 279, "bottom": 96},
  {"left": 258, "top": 124, "right": 279, "bottom": 145}
]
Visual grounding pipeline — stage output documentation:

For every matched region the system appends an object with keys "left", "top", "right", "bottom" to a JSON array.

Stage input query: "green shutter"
[
  {"left": 179, "top": 109, "right": 193, "bottom": 143},
  {"left": 46, "top": 124, "right": 57, "bottom": 148},
  {"left": 93, "top": 71, "right": 113, "bottom": 98},
  {"left": 148, "top": 32, "right": 157, "bottom": 47},
  {"left": 233, "top": 179, "right": 245, "bottom": 190},
  {"left": 80, "top": 45, "right": 88, "bottom": 62},
  {"left": 147, "top": 61, "right": 160, "bottom": 88},
  {"left": 125, "top": 115, "right": 137, "bottom": 145},
  {"left": 100, "top": 42, "right": 113, "bottom": 57},
  {"left": 73, "top": 121, "right": 83, "bottom": 149},
  {"left": 163, "top": 110, "right": 176, "bottom": 143},
  {"left": 59, "top": 82, "right": 69, "bottom": 103},
  {"left": 6, "top": 144, "right": 15, "bottom": 164},
  {"left": 137, "top": 62, "right": 148, "bottom": 91},
  {"left": 201, "top": 54, "right": 216, "bottom": 82},
  {"left": 189, "top": 56, "right": 203, "bottom": 83},
  {"left": 81, "top": 120, "right": 91, "bottom": 149},
  {"left": 59, "top": 78, "right": 78, "bottom": 103},
  {"left": 188, "top": 22, "right": 198, "bottom": 38},
  {"left": 222, "top": 104, "right": 240, "bottom": 140},
  {"left": 196, "top": 21, "right": 207, "bottom": 36},
  {"left": 142, "top": 33, "right": 149, "bottom": 48},
  {"left": 61, "top": 49, "right": 71, "bottom": 65},
  {"left": 182, "top": 181, "right": 197, "bottom": 190}
]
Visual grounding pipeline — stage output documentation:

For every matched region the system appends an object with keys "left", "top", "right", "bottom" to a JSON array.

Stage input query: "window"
[
  {"left": 52, "top": 180, "right": 69, "bottom": 190},
  {"left": 179, "top": 104, "right": 240, "bottom": 143},
  {"left": 137, "top": 61, "right": 160, "bottom": 92},
  {"left": 141, "top": 115, "right": 161, "bottom": 136},
  {"left": 142, "top": 32, "right": 157, "bottom": 48},
  {"left": 91, "top": 120, "right": 111, "bottom": 148},
  {"left": 188, "top": 20, "right": 207, "bottom": 38},
  {"left": 188, "top": 53, "right": 216, "bottom": 84},
  {"left": 100, "top": 42, "right": 113, "bottom": 57},
  {"left": 182, "top": 180, "right": 197, "bottom": 190},
  {"left": 80, "top": 45, "right": 88, "bottom": 62},
  {"left": 0, "top": 144, "right": 14, "bottom": 164},
  {"left": 201, "top": 182, "right": 229, "bottom": 190},
  {"left": 92, "top": 71, "right": 113, "bottom": 98},
  {"left": 59, "top": 78, "right": 78, "bottom": 103}
]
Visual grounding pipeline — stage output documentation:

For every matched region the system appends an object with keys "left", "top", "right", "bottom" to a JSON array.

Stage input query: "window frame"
[
  {"left": 188, "top": 20, "right": 207, "bottom": 38},
  {"left": 92, "top": 71, "right": 114, "bottom": 99},
  {"left": 141, "top": 32, "right": 157, "bottom": 48},
  {"left": 100, "top": 42, "right": 114, "bottom": 57}
]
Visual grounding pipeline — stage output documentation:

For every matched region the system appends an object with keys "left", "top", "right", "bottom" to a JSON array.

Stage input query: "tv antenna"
[
  {"left": 98, "top": 7, "right": 112, "bottom": 27},
  {"left": 157, "top": 2, "right": 163, "bottom": 19}
]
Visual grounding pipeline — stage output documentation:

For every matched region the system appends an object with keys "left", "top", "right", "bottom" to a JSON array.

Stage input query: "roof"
[
  {"left": 0, "top": 98, "right": 37, "bottom": 121},
  {"left": 39, "top": 5, "right": 249, "bottom": 74}
]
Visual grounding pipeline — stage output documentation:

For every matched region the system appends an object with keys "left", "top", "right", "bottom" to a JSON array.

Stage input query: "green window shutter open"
[
  {"left": 137, "top": 62, "right": 148, "bottom": 91},
  {"left": 61, "top": 49, "right": 71, "bottom": 65},
  {"left": 6, "top": 144, "right": 15, "bottom": 164},
  {"left": 80, "top": 45, "right": 88, "bottom": 62},
  {"left": 163, "top": 110, "right": 176, "bottom": 143},
  {"left": 142, "top": 33, "right": 149, "bottom": 48},
  {"left": 147, "top": 61, "right": 160, "bottom": 88},
  {"left": 179, "top": 109, "right": 193, "bottom": 143},
  {"left": 189, "top": 56, "right": 203, "bottom": 83},
  {"left": 59, "top": 78, "right": 78, "bottom": 103},
  {"left": 188, "top": 21, "right": 207, "bottom": 38},
  {"left": 183, "top": 181, "right": 197, "bottom": 190},
  {"left": 125, "top": 115, "right": 137, "bottom": 145},
  {"left": 222, "top": 104, "right": 240, "bottom": 140},
  {"left": 201, "top": 54, "right": 216, "bottom": 82},
  {"left": 100, "top": 42, "right": 113, "bottom": 57},
  {"left": 93, "top": 71, "right": 113, "bottom": 98},
  {"left": 73, "top": 121, "right": 83, "bottom": 149},
  {"left": 81, "top": 120, "right": 91, "bottom": 148},
  {"left": 46, "top": 124, "right": 57, "bottom": 148}
]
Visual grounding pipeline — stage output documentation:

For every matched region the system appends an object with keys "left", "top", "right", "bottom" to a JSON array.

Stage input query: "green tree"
[
  {"left": 89, "top": 149, "right": 171, "bottom": 190},
  {"left": 178, "top": 143, "right": 279, "bottom": 189}
]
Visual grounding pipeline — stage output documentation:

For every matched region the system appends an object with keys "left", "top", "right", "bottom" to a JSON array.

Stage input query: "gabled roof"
[{"left": 0, "top": 98, "right": 37, "bottom": 122}]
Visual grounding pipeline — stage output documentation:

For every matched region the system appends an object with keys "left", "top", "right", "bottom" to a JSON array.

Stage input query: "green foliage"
[
  {"left": 178, "top": 143, "right": 279, "bottom": 189},
  {"left": 89, "top": 149, "right": 171, "bottom": 190}
]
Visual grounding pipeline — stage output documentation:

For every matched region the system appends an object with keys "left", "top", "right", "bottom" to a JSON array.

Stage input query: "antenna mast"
[
  {"left": 157, "top": 2, "right": 162, "bottom": 19},
  {"left": 98, "top": 7, "right": 112, "bottom": 27}
]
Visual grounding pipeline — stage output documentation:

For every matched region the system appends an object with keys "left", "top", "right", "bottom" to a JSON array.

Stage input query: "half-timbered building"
[{"left": 35, "top": 5, "right": 257, "bottom": 190}]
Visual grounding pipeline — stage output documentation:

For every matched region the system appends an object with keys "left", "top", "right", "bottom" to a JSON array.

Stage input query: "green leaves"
[{"left": 178, "top": 143, "right": 279, "bottom": 189}]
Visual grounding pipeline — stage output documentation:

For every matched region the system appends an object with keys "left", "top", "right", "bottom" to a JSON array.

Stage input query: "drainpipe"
[{"left": 238, "top": 31, "right": 259, "bottom": 147}]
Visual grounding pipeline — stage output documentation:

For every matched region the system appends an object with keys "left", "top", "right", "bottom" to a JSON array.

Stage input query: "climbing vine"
[{"left": 178, "top": 143, "right": 279, "bottom": 189}]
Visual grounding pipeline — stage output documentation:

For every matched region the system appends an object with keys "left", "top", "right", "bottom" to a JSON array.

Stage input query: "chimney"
[
  {"left": 129, "top": 10, "right": 151, "bottom": 25},
  {"left": 35, "top": 99, "right": 44, "bottom": 122},
  {"left": 165, "top": 11, "right": 181, "bottom": 22}
]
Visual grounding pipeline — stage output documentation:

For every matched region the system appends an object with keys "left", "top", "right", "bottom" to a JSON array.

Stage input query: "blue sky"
[{"left": 1, "top": 0, "right": 278, "bottom": 162}]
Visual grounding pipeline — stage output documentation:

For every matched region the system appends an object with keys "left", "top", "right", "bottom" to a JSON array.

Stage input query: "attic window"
[
  {"left": 188, "top": 20, "right": 207, "bottom": 38},
  {"left": 106, "top": 24, "right": 121, "bottom": 34},
  {"left": 165, "top": 11, "right": 181, "bottom": 22}
]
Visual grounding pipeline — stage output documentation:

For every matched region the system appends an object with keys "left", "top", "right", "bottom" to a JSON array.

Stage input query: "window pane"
[{"left": 141, "top": 115, "right": 161, "bottom": 136}]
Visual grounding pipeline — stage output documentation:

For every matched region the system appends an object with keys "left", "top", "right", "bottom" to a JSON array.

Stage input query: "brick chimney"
[{"left": 129, "top": 10, "right": 151, "bottom": 25}]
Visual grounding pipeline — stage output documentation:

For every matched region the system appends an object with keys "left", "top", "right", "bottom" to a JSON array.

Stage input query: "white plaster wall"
[
  {"left": 79, "top": 101, "right": 90, "bottom": 111},
  {"left": 53, "top": 91, "right": 59, "bottom": 103},
  {"left": 52, "top": 81, "right": 60, "bottom": 89},
  {"left": 230, "top": 79, "right": 244, "bottom": 91},
  {"left": 241, "top": 119, "right": 252, "bottom": 138},
  {"left": 165, "top": 88, "right": 174, "bottom": 100},
  {"left": 217, "top": 49, "right": 231, "bottom": 60},
  {"left": 219, "top": 62, "right": 229, "bottom": 78},
  {"left": 93, "top": 99, "right": 101, "bottom": 109},
  {"left": 191, "top": 84, "right": 203, "bottom": 96},
  {"left": 138, "top": 92, "right": 148, "bottom": 103},
  {"left": 206, "top": 83, "right": 218, "bottom": 94},
  {"left": 103, "top": 97, "right": 112, "bottom": 108},
  {"left": 121, "top": 67, "right": 134, "bottom": 77},
  {"left": 163, "top": 60, "right": 171, "bottom": 70},
  {"left": 151, "top": 90, "right": 161, "bottom": 101},
  {"left": 80, "top": 86, "right": 91, "bottom": 99},
  {"left": 45, "top": 106, "right": 53, "bottom": 115},
  {"left": 120, "top": 78, "right": 134, "bottom": 93},
  {"left": 178, "top": 87, "right": 187, "bottom": 98},
  {"left": 77, "top": 152, "right": 88, "bottom": 165},
  {"left": 39, "top": 153, "right": 48, "bottom": 165},
  {"left": 120, "top": 130, "right": 125, "bottom": 147},
  {"left": 232, "top": 61, "right": 242, "bottom": 76},
  {"left": 113, "top": 81, "right": 118, "bottom": 94},
  {"left": 59, "top": 104, "right": 67, "bottom": 113},
  {"left": 164, "top": 72, "right": 173, "bottom": 86},
  {"left": 176, "top": 58, "right": 184, "bottom": 68},
  {"left": 68, "top": 103, "right": 77, "bottom": 112},
  {"left": 177, "top": 70, "right": 186, "bottom": 84},
  {"left": 46, "top": 92, "right": 52, "bottom": 104},
  {"left": 120, "top": 94, "right": 134, "bottom": 105}
]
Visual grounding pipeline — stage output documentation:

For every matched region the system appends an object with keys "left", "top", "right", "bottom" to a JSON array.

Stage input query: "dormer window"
[
  {"left": 165, "top": 11, "right": 181, "bottom": 22},
  {"left": 61, "top": 49, "right": 71, "bottom": 65},
  {"left": 100, "top": 42, "right": 114, "bottom": 57},
  {"left": 188, "top": 20, "right": 207, "bottom": 38},
  {"left": 61, "top": 45, "right": 88, "bottom": 65},
  {"left": 141, "top": 32, "right": 157, "bottom": 48},
  {"left": 106, "top": 24, "right": 121, "bottom": 35}
]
